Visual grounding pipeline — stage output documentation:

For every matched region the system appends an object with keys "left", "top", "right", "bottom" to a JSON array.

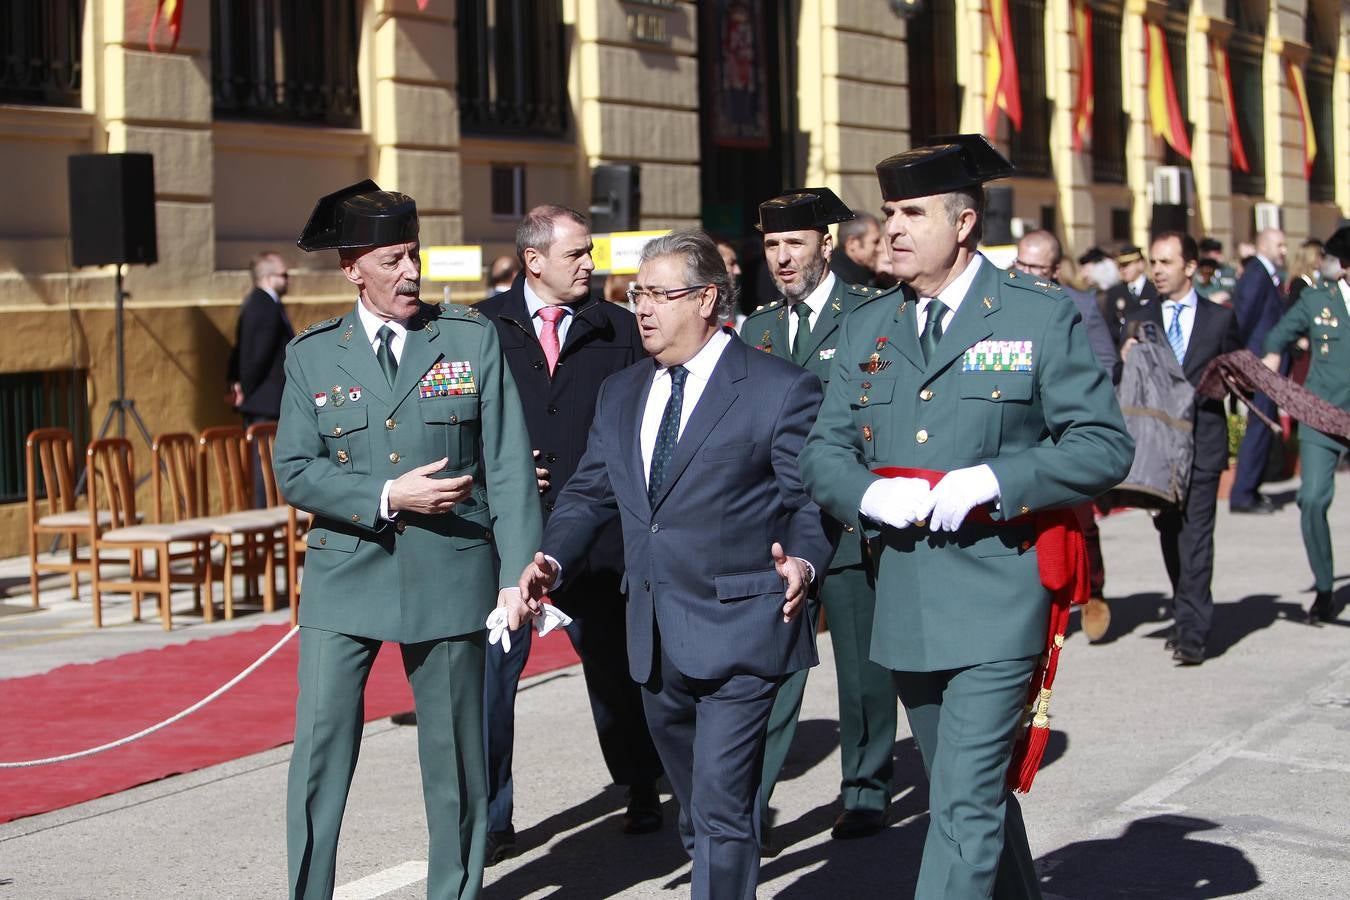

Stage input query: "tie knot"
[
  {"left": 376, "top": 324, "right": 394, "bottom": 345},
  {"left": 668, "top": 365, "right": 688, "bottom": 389},
  {"left": 794, "top": 302, "right": 812, "bottom": 319},
  {"left": 537, "top": 305, "right": 567, "bottom": 324},
  {"left": 923, "top": 299, "right": 947, "bottom": 327}
]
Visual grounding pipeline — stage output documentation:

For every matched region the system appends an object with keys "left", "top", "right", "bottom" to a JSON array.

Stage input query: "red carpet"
[{"left": 0, "top": 624, "right": 580, "bottom": 824}]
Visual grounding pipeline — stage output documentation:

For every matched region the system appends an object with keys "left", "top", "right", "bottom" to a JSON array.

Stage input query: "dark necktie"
[
  {"left": 920, "top": 299, "right": 948, "bottom": 363},
  {"left": 792, "top": 302, "right": 813, "bottom": 365},
  {"left": 375, "top": 325, "right": 398, "bottom": 388},
  {"left": 648, "top": 366, "right": 688, "bottom": 505}
]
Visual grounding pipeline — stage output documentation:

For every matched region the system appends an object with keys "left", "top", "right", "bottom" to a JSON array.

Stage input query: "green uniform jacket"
[
  {"left": 274, "top": 301, "right": 542, "bottom": 643},
  {"left": 741, "top": 274, "right": 888, "bottom": 569},
  {"left": 1263, "top": 281, "right": 1350, "bottom": 451},
  {"left": 799, "top": 260, "right": 1134, "bottom": 671}
]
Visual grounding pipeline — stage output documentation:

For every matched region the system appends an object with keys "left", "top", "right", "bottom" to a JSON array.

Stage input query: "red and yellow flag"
[
  {"left": 1071, "top": 2, "right": 1094, "bottom": 152},
  {"left": 148, "top": 0, "right": 183, "bottom": 53},
  {"left": 1145, "top": 22, "right": 1191, "bottom": 159},
  {"left": 1286, "top": 61, "right": 1318, "bottom": 179},
  {"left": 984, "top": 0, "right": 1023, "bottom": 134},
  {"left": 1213, "top": 43, "right": 1250, "bottom": 173}
]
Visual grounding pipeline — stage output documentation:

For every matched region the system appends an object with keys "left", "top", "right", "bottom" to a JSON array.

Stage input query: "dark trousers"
[
  {"left": 287, "top": 627, "right": 487, "bottom": 900},
  {"left": 1154, "top": 466, "right": 1222, "bottom": 648},
  {"left": 1230, "top": 392, "right": 1278, "bottom": 507},
  {"left": 894, "top": 658, "right": 1042, "bottom": 900},
  {"left": 1297, "top": 438, "right": 1345, "bottom": 592},
  {"left": 1072, "top": 502, "right": 1105, "bottom": 596},
  {"left": 642, "top": 643, "right": 781, "bottom": 900},
  {"left": 482, "top": 573, "right": 661, "bottom": 833},
  {"left": 243, "top": 413, "right": 277, "bottom": 508}
]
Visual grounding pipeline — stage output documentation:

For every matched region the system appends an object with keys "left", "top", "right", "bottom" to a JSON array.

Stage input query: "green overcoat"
[{"left": 1263, "top": 281, "right": 1350, "bottom": 451}]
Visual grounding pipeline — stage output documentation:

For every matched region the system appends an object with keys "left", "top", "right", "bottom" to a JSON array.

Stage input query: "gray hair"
[
  {"left": 251, "top": 251, "right": 284, "bottom": 284},
  {"left": 638, "top": 230, "right": 737, "bottom": 320},
  {"left": 515, "top": 205, "right": 589, "bottom": 263},
  {"left": 837, "top": 212, "right": 879, "bottom": 246},
  {"left": 942, "top": 187, "right": 985, "bottom": 245}
]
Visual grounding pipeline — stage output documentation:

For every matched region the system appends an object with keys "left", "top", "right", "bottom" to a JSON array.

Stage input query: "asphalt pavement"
[{"left": 1, "top": 472, "right": 1347, "bottom": 898}]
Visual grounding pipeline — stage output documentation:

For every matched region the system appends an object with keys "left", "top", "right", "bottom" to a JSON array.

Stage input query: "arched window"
[
  {"left": 1306, "top": 0, "right": 1338, "bottom": 202},
  {"left": 908, "top": 0, "right": 961, "bottom": 143},
  {"left": 1225, "top": 0, "right": 1265, "bottom": 196}
]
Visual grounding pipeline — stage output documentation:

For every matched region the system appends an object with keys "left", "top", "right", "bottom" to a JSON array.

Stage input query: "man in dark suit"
[
  {"left": 829, "top": 211, "right": 881, "bottom": 288},
  {"left": 514, "top": 230, "right": 831, "bottom": 900},
  {"left": 476, "top": 205, "right": 663, "bottom": 862},
  {"left": 1123, "top": 232, "right": 1242, "bottom": 665},
  {"left": 1230, "top": 228, "right": 1288, "bottom": 513},
  {"left": 233, "top": 250, "right": 295, "bottom": 505},
  {"left": 1102, "top": 245, "right": 1159, "bottom": 346}
]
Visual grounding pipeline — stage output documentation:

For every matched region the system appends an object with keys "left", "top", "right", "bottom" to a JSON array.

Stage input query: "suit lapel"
[
  {"left": 886, "top": 285, "right": 925, "bottom": 372},
  {"left": 1184, "top": 300, "right": 1218, "bottom": 382},
  {"left": 390, "top": 313, "right": 444, "bottom": 408},
  {"left": 622, "top": 363, "right": 658, "bottom": 511},
  {"left": 649, "top": 338, "right": 743, "bottom": 512},
  {"left": 336, "top": 307, "right": 394, "bottom": 405},
  {"left": 922, "top": 263, "right": 997, "bottom": 380},
  {"left": 561, "top": 298, "right": 603, "bottom": 356},
  {"left": 797, "top": 279, "right": 848, "bottom": 364}
]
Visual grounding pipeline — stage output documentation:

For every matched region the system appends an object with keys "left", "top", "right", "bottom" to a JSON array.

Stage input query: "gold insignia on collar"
[
  {"left": 341, "top": 326, "right": 353, "bottom": 343},
  {"left": 898, "top": 301, "right": 908, "bottom": 314},
  {"left": 831, "top": 301, "right": 842, "bottom": 312},
  {"left": 776, "top": 309, "right": 786, "bottom": 321},
  {"left": 425, "top": 322, "right": 438, "bottom": 336},
  {"left": 982, "top": 297, "right": 993, "bottom": 309}
]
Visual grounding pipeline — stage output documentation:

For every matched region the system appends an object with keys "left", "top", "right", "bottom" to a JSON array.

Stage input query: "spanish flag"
[
  {"left": 1214, "top": 44, "right": 1250, "bottom": 173},
  {"left": 985, "top": 0, "right": 1023, "bottom": 134},
  {"left": 1287, "top": 61, "right": 1318, "bottom": 179},
  {"left": 148, "top": 0, "right": 183, "bottom": 53},
  {"left": 1071, "top": 2, "right": 1094, "bottom": 153},
  {"left": 1145, "top": 22, "right": 1191, "bottom": 159}
]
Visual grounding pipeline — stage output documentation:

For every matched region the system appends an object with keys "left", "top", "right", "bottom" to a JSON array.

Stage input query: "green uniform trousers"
[
  {"left": 759, "top": 562, "right": 898, "bottom": 819},
  {"left": 1298, "top": 437, "right": 1346, "bottom": 593},
  {"left": 287, "top": 627, "right": 487, "bottom": 900},
  {"left": 894, "top": 657, "right": 1042, "bottom": 900}
]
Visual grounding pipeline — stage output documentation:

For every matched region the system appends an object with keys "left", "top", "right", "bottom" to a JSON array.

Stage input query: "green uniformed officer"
[
  {"left": 1261, "top": 225, "right": 1350, "bottom": 623},
  {"left": 275, "top": 181, "right": 541, "bottom": 900},
  {"left": 799, "top": 136, "right": 1133, "bottom": 900},
  {"left": 1194, "top": 237, "right": 1238, "bottom": 304},
  {"left": 741, "top": 187, "right": 898, "bottom": 846}
]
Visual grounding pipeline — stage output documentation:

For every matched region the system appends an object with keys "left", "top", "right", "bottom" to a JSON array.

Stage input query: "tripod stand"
[{"left": 93, "top": 264, "right": 154, "bottom": 448}]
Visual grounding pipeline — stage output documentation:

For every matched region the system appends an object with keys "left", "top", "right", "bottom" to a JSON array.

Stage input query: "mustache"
[{"left": 395, "top": 280, "right": 420, "bottom": 296}]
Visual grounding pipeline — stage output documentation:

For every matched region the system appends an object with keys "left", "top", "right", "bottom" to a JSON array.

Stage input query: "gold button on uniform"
[
  {"left": 916, "top": 429, "right": 929, "bottom": 444},
  {"left": 332, "top": 425, "right": 343, "bottom": 436},
  {"left": 336, "top": 450, "right": 349, "bottom": 464},
  {"left": 319, "top": 536, "right": 327, "bottom": 546},
  {"left": 919, "top": 389, "right": 933, "bottom": 401},
  {"left": 991, "top": 389, "right": 1002, "bottom": 399},
  {"left": 389, "top": 452, "right": 400, "bottom": 463},
  {"left": 449, "top": 414, "right": 459, "bottom": 424},
  {"left": 1019, "top": 505, "right": 1030, "bottom": 515},
  {"left": 385, "top": 418, "right": 396, "bottom": 430},
  {"left": 351, "top": 514, "right": 360, "bottom": 522}
]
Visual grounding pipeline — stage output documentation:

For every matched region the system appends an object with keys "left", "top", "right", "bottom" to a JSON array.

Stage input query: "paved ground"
[{"left": 1, "top": 472, "right": 1348, "bottom": 898}]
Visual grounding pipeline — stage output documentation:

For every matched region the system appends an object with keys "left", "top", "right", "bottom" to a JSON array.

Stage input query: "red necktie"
[{"left": 537, "top": 306, "right": 566, "bottom": 374}]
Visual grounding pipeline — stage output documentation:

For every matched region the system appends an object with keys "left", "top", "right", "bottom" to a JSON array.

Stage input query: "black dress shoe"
[
  {"left": 830, "top": 808, "right": 886, "bottom": 840},
  {"left": 621, "top": 783, "right": 663, "bottom": 835},
  {"left": 1163, "top": 627, "right": 1179, "bottom": 651},
  {"left": 1309, "top": 590, "right": 1336, "bottom": 624},
  {"left": 485, "top": 829, "right": 517, "bottom": 866},
  {"left": 1172, "top": 643, "right": 1205, "bottom": 665},
  {"left": 1230, "top": 496, "right": 1277, "bottom": 515}
]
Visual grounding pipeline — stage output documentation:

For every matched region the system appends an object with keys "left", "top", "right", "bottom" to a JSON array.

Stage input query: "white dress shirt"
[
  {"left": 523, "top": 280, "right": 575, "bottom": 345},
  {"left": 1161, "top": 289, "right": 1198, "bottom": 357},
  {"left": 356, "top": 300, "right": 410, "bottom": 520},
  {"left": 1128, "top": 273, "right": 1148, "bottom": 297},
  {"left": 640, "top": 329, "right": 733, "bottom": 482},
  {"left": 789, "top": 271, "right": 837, "bottom": 353},
  {"left": 915, "top": 253, "right": 984, "bottom": 337}
]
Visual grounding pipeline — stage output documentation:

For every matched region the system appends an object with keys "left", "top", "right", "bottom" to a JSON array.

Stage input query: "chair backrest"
[
  {"left": 86, "top": 438, "right": 138, "bottom": 530},
  {"left": 25, "top": 428, "right": 77, "bottom": 523},
  {"left": 153, "top": 433, "right": 202, "bottom": 523},
  {"left": 245, "top": 421, "right": 281, "bottom": 506},
  {"left": 198, "top": 426, "right": 251, "bottom": 514}
]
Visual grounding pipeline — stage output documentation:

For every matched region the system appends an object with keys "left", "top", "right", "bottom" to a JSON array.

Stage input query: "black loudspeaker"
[
  {"left": 68, "top": 153, "right": 158, "bottom": 267},
  {"left": 1150, "top": 203, "right": 1187, "bottom": 238},
  {"left": 983, "top": 186, "right": 1014, "bottom": 245},
  {"left": 590, "top": 163, "right": 640, "bottom": 233}
]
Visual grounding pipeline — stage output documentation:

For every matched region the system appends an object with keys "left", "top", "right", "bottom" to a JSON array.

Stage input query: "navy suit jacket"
[
  {"left": 476, "top": 283, "right": 643, "bottom": 583},
  {"left": 542, "top": 335, "right": 830, "bottom": 683},
  {"left": 1233, "top": 262, "right": 1283, "bottom": 354},
  {"left": 235, "top": 287, "right": 294, "bottom": 419}
]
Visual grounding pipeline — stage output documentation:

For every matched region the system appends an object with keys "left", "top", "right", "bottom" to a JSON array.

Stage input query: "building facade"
[{"left": 0, "top": 0, "right": 1346, "bottom": 555}]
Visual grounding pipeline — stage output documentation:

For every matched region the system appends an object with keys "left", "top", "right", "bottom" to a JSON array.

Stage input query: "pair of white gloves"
[
  {"left": 860, "top": 464, "right": 1001, "bottom": 532},
  {"left": 485, "top": 603, "right": 572, "bottom": 654}
]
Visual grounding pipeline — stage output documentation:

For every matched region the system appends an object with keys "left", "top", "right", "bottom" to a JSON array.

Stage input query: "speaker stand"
[{"left": 94, "top": 265, "right": 154, "bottom": 448}]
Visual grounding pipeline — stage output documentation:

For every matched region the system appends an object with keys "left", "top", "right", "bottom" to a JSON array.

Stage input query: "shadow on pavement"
[
  {"left": 1038, "top": 814, "right": 1262, "bottom": 898},
  {"left": 1207, "top": 594, "right": 1304, "bottom": 658}
]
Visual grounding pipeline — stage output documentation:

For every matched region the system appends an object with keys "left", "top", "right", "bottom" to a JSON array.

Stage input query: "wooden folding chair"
[
  {"left": 25, "top": 428, "right": 94, "bottom": 605},
  {"left": 245, "top": 422, "right": 308, "bottom": 626},
  {"left": 198, "top": 426, "right": 285, "bottom": 618},
  {"left": 153, "top": 432, "right": 222, "bottom": 622},
  {"left": 87, "top": 438, "right": 216, "bottom": 630}
]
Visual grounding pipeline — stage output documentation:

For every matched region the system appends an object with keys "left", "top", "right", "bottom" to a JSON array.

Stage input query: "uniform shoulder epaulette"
[
  {"left": 292, "top": 315, "right": 343, "bottom": 343},
  {"left": 1002, "top": 269, "right": 1063, "bottom": 299},
  {"left": 436, "top": 302, "right": 488, "bottom": 324}
]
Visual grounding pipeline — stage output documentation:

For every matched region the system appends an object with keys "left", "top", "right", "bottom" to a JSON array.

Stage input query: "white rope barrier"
[{"left": 0, "top": 625, "right": 300, "bottom": 768}]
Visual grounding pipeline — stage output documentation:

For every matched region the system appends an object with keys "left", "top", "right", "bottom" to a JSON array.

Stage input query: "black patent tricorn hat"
[
  {"left": 755, "top": 187, "right": 855, "bottom": 233},
  {"left": 297, "top": 179, "right": 419, "bottom": 252},
  {"left": 875, "top": 134, "right": 1015, "bottom": 201},
  {"left": 1324, "top": 226, "right": 1350, "bottom": 265}
]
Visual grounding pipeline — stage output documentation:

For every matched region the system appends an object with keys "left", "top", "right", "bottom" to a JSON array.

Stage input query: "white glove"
[
  {"left": 485, "top": 604, "right": 574, "bottom": 655},
  {"left": 922, "top": 464, "right": 1000, "bottom": 532},
  {"left": 860, "top": 476, "right": 934, "bottom": 529}
]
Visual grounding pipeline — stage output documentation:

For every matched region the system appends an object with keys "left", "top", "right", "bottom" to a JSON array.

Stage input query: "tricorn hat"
[
  {"left": 755, "top": 187, "right": 855, "bottom": 233},
  {"left": 1324, "top": 226, "right": 1350, "bottom": 266},
  {"left": 297, "top": 179, "right": 419, "bottom": 252},
  {"left": 1116, "top": 245, "right": 1144, "bottom": 265},
  {"left": 875, "top": 134, "right": 1015, "bottom": 201}
]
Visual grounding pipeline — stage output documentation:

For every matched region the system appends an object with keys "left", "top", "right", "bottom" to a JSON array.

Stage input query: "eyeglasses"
[
  {"left": 1013, "top": 259, "right": 1054, "bottom": 275},
  {"left": 625, "top": 284, "right": 709, "bottom": 305}
]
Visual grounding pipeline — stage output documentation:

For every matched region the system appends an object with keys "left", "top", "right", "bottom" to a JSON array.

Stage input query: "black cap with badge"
[
  {"left": 297, "top": 179, "right": 419, "bottom": 252},
  {"left": 875, "top": 133, "right": 1015, "bottom": 201},
  {"left": 755, "top": 187, "right": 855, "bottom": 233}
]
